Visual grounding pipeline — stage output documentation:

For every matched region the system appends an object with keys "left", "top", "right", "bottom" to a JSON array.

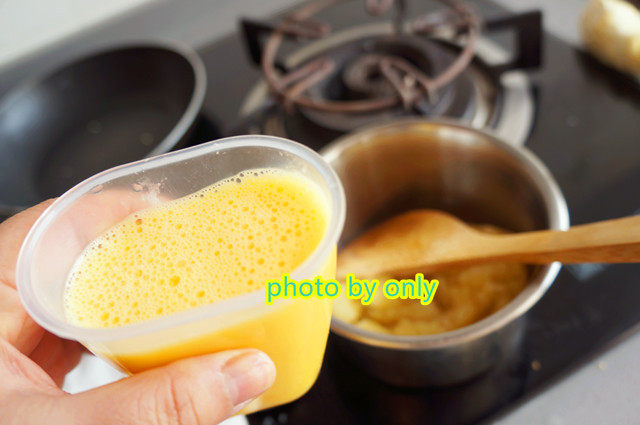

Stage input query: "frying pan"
[{"left": 0, "top": 43, "right": 206, "bottom": 218}]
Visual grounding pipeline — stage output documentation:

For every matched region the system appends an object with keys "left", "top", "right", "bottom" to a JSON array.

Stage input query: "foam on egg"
[{"left": 64, "top": 168, "right": 329, "bottom": 328}]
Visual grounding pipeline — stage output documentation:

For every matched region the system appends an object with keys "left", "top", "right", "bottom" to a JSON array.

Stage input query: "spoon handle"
[{"left": 486, "top": 215, "right": 640, "bottom": 264}]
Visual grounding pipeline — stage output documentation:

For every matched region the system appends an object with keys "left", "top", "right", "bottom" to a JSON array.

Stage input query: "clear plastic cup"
[{"left": 16, "top": 135, "right": 346, "bottom": 413}]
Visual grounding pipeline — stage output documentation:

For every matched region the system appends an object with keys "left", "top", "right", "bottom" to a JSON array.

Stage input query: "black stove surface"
[{"left": 177, "top": 1, "right": 640, "bottom": 424}]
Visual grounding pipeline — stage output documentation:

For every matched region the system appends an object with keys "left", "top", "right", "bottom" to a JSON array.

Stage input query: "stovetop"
[
  {"left": 177, "top": 1, "right": 640, "bottom": 424},
  {"left": 3, "top": 0, "right": 639, "bottom": 423}
]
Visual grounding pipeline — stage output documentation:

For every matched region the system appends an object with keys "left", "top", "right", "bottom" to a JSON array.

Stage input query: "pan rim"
[{"left": 0, "top": 40, "right": 207, "bottom": 214}]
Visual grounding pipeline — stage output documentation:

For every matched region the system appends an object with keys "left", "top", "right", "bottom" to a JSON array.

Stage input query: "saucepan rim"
[{"left": 322, "top": 118, "right": 569, "bottom": 351}]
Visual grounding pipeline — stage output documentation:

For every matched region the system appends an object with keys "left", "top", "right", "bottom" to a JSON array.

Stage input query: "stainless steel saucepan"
[{"left": 321, "top": 119, "right": 569, "bottom": 387}]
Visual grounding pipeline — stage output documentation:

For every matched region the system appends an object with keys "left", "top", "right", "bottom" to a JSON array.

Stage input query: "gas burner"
[
  {"left": 255, "top": 0, "right": 480, "bottom": 114},
  {"left": 237, "top": 1, "right": 542, "bottom": 148},
  {"left": 286, "top": 33, "right": 478, "bottom": 133}
]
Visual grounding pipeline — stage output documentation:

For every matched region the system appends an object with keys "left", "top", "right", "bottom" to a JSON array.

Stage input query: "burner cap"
[
  {"left": 342, "top": 53, "right": 396, "bottom": 99},
  {"left": 297, "top": 35, "right": 472, "bottom": 132}
]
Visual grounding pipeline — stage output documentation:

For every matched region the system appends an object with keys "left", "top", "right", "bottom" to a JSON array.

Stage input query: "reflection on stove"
[{"left": 249, "top": 334, "right": 531, "bottom": 425}]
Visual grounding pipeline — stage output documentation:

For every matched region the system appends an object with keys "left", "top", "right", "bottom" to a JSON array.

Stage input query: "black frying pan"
[{"left": 0, "top": 43, "right": 206, "bottom": 218}]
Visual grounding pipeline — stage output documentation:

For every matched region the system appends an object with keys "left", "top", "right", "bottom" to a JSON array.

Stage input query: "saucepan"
[
  {"left": 0, "top": 43, "right": 206, "bottom": 219},
  {"left": 321, "top": 119, "right": 569, "bottom": 387}
]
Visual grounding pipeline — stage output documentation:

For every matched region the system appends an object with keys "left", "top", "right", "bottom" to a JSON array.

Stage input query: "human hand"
[{"left": 0, "top": 200, "right": 276, "bottom": 425}]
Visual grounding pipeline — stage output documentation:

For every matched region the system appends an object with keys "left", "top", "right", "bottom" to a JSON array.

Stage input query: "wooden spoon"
[{"left": 337, "top": 209, "right": 640, "bottom": 279}]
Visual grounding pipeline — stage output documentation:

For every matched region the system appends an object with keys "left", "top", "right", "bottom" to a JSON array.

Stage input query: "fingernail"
[{"left": 222, "top": 350, "right": 276, "bottom": 408}]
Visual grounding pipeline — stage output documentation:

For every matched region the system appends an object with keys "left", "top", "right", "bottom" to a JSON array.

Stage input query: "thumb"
[{"left": 66, "top": 349, "right": 275, "bottom": 425}]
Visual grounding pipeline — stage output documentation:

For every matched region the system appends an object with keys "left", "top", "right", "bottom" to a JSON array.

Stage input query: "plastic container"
[{"left": 16, "top": 135, "right": 346, "bottom": 413}]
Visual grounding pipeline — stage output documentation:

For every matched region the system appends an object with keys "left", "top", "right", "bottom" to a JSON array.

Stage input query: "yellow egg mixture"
[
  {"left": 64, "top": 168, "right": 328, "bottom": 328},
  {"left": 333, "top": 224, "right": 528, "bottom": 335}
]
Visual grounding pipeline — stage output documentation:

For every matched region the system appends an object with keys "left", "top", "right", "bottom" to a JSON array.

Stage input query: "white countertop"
[
  {"left": 0, "top": 0, "right": 588, "bottom": 72},
  {"left": 0, "top": 0, "right": 156, "bottom": 69}
]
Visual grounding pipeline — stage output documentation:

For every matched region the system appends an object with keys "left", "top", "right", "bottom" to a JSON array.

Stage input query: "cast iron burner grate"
[
  {"left": 291, "top": 35, "right": 479, "bottom": 133},
  {"left": 235, "top": 0, "right": 542, "bottom": 148}
]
